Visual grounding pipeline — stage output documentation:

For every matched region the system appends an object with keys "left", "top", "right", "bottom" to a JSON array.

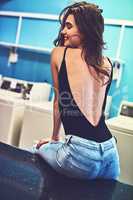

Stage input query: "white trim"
[
  {"left": 0, "top": 41, "right": 15, "bottom": 47},
  {"left": 18, "top": 44, "right": 52, "bottom": 53},
  {"left": 15, "top": 16, "right": 22, "bottom": 45},
  {"left": 0, "top": 11, "right": 59, "bottom": 21},
  {"left": 105, "top": 19, "right": 133, "bottom": 27},
  {"left": 0, "top": 41, "right": 52, "bottom": 54},
  {"left": 116, "top": 25, "right": 125, "bottom": 60}
]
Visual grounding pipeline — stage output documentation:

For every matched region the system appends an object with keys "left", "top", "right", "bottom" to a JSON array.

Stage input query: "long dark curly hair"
[{"left": 54, "top": 1, "right": 110, "bottom": 82}]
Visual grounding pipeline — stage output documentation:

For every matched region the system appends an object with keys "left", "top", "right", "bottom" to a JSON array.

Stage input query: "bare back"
[{"left": 56, "top": 47, "right": 112, "bottom": 126}]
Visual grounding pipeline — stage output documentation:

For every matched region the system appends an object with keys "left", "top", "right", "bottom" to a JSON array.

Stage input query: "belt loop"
[
  {"left": 114, "top": 136, "right": 117, "bottom": 143},
  {"left": 100, "top": 143, "right": 104, "bottom": 155},
  {"left": 65, "top": 135, "right": 72, "bottom": 144}
]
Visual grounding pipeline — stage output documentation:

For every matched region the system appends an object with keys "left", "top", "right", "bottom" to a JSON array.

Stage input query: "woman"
[{"left": 35, "top": 1, "right": 120, "bottom": 180}]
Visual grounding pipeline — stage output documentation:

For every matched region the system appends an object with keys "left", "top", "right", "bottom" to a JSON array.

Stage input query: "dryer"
[{"left": 106, "top": 101, "right": 133, "bottom": 185}]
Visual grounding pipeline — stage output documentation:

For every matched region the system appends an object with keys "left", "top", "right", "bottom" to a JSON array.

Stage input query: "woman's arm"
[
  {"left": 36, "top": 47, "right": 63, "bottom": 149},
  {"left": 50, "top": 48, "right": 62, "bottom": 141}
]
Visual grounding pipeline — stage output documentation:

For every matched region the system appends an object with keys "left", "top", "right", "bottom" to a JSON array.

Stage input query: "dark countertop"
[{"left": 0, "top": 142, "right": 133, "bottom": 200}]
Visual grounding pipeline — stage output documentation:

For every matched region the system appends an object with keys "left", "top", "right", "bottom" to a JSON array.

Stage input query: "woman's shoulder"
[
  {"left": 51, "top": 46, "right": 66, "bottom": 61},
  {"left": 102, "top": 56, "right": 112, "bottom": 74},
  {"left": 51, "top": 46, "right": 78, "bottom": 56},
  {"left": 51, "top": 47, "right": 66, "bottom": 72},
  {"left": 103, "top": 56, "right": 112, "bottom": 66},
  {"left": 51, "top": 46, "right": 66, "bottom": 57}
]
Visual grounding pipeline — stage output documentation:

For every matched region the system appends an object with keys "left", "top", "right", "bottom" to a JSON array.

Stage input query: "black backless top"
[{"left": 58, "top": 48, "right": 112, "bottom": 142}]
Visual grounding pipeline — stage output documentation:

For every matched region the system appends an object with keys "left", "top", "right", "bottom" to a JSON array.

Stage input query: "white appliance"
[
  {"left": 19, "top": 101, "right": 65, "bottom": 150},
  {"left": 30, "top": 82, "right": 51, "bottom": 102},
  {"left": 0, "top": 80, "right": 51, "bottom": 147},
  {"left": 106, "top": 101, "right": 133, "bottom": 185},
  {"left": 0, "top": 76, "right": 51, "bottom": 102},
  {"left": 0, "top": 95, "right": 25, "bottom": 146}
]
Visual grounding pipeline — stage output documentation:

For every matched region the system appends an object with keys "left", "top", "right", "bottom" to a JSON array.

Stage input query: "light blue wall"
[
  {"left": 0, "top": 0, "right": 69, "bottom": 83},
  {"left": 90, "top": 0, "right": 133, "bottom": 20},
  {"left": 0, "top": 0, "right": 133, "bottom": 116},
  {"left": 0, "top": 0, "right": 68, "bottom": 14}
]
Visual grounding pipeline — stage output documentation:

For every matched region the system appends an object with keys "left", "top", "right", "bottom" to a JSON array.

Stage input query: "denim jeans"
[{"left": 33, "top": 135, "right": 120, "bottom": 180}]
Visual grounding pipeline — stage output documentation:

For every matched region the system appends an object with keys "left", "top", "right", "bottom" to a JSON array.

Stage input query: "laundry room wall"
[
  {"left": 0, "top": 0, "right": 133, "bottom": 117},
  {"left": 0, "top": 0, "right": 68, "bottom": 83}
]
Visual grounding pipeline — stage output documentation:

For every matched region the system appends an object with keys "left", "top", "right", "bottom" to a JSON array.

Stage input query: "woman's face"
[{"left": 61, "top": 14, "right": 82, "bottom": 48}]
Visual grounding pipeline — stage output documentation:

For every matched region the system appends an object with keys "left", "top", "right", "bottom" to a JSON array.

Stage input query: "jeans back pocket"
[{"left": 56, "top": 145, "right": 70, "bottom": 168}]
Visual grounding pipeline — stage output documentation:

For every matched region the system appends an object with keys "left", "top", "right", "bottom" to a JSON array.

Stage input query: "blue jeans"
[{"left": 33, "top": 135, "right": 120, "bottom": 180}]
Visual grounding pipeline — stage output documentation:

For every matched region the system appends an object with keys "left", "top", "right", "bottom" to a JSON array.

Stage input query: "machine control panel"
[{"left": 120, "top": 102, "right": 133, "bottom": 118}]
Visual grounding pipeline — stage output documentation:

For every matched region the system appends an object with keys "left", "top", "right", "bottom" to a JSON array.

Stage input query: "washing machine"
[
  {"left": 106, "top": 101, "right": 133, "bottom": 185},
  {"left": 0, "top": 94, "right": 25, "bottom": 146},
  {"left": 19, "top": 101, "right": 65, "bottom": 150}
]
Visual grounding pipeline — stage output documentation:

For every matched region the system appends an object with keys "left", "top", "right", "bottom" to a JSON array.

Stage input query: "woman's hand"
[
  {"left": 36, "top": 138, "right": 50, "bottom": 149},
  {"left": 36, "top": 135, "right": 60, "bottom": 149}
]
